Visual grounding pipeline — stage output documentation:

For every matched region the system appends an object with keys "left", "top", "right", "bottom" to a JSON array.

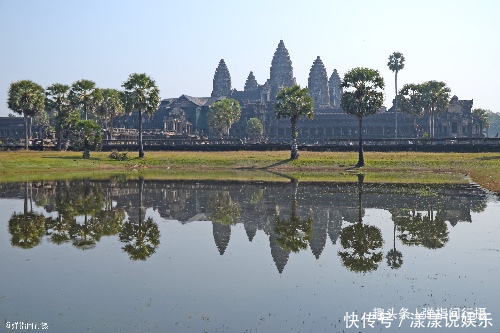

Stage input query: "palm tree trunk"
[
  {"left": 356, "top": 117, "right": 364, "bottom": 167},
  {"left": 138, "top": 109, "right": 144, "bottom": 158},
  {"left": 23, "top": 113, "right": 29, "bottom": 150},
  {"left": 428, "top": 112, "right": 432, "bottom": 138},
  {"left": 395, "top": 70, "right": 398, "bottom": 139},
  {"left": 57, "top": 128, "right": 62, "bottom": 151},
  {"left": 290, "top": 118, "right": 298, "bottom": 159},
  {"left": 357, "top": 174, "right": 364, "bottom": 223}
]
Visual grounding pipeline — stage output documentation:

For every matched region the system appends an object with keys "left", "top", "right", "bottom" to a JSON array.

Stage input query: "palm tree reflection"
[
  {"left": 395, "top": 206, "right": 449, "bottom": 250},
  {"left": 338, "top": 175, "right": 384, "bottom": 273},
  {"left": 119, "top": 178, "right": 160, "bottom": 260},
  {"left": 274, "top": 178, "right": 313, "bottom": 253},
  {"left": 8, "top": 182, "right": 46, "bottom": 249}
]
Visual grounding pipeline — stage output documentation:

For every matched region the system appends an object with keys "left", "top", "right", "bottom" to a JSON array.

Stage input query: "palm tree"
[
  {"left": 399, "top": 83, "right": 425, "bottom": 137},
  {"left": 420, "top": 81, "right": 451, "bottom": 138},
  {"left": 275, "top": 85, "right": 314, "bottom": 160},
  {"left": 69, "top": 79, "right": 99, "bottom": 120},
  {"left": 388, "top": 52, "right": 405, "bottom": 138},
  {"left": 340, "top": 68, "right": 385, "bottom": 167},
  {"left": 472, "top": 108, "right": 490, "bottom": 137},
  {"left": 122, "top": 73, "right": 161, "bottom": 158},
  {"left": 75, "top": 119, "right": 102, "bottom": 159},
  {"left": 7, "top": 80, "right": 45, "bottom": 149},
  {"left": 96, "top": 88, "right": 125, "bottom": 139},
  {"left": 45, "top": 83, "right": 71, "bottom": 150}
]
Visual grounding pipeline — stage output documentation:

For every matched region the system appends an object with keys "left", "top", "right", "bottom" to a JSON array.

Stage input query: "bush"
[{"left": 109, "top": 150, "right": 128, "bottom": 161}]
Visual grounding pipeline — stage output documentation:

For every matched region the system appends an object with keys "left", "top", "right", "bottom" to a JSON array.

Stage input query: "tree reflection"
[
  {"left": 8, "top": 213, "right": 46, "bottom": 249},
  {"left": 120, "top": 217, "right": 160, "bottom": 260},
  {"left": 338, "top": 175, "right": 383, "bottom": 273},
  {"left": 208, "top": 191, "right": 240, "bottom": 255},
  {"left": 8, "top": 182, "right": 46, "bottom": 249},
  {"left": 119, "top": 178, "right": 160, "bottom": 260},
  {"left": 274, "top": 179, "right": 313, "bottom": 253},
  {"left": 386, "top": 220, "right": 403, "bottom": 269},
  {"left": 396, "top": 208, "right": 449, "bottom": 249},
  {"left": 208, "top": 191, "right": 241, "bottom": 226},
  {"left": 44, "top": 180, "right": 125, "bottom": 249}
]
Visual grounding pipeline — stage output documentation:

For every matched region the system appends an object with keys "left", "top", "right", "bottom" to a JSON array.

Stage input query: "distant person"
[{"left": 495, "top": 133, "right": 499, "bottom": 138}]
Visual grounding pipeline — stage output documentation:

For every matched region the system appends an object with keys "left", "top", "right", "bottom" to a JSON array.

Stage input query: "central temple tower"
[{"left": 268, "top": 40, "right": 296, "bottom": 100}]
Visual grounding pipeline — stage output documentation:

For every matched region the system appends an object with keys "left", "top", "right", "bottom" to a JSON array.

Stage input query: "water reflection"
[
  {"left": 338, "top": 175, "right": 383, "bottom": 273},
  {"left": 1, "top": 178, "right": 490, "bottom": 271}
]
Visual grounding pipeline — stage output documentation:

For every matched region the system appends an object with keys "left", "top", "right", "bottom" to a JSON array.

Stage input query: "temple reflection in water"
[{"left": 0, "top": 178, "right": 489, "bottom": 272}]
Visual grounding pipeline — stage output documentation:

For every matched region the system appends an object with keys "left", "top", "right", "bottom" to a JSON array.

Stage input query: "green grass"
[{"left": 0, "top": 150, "right": 498, "bottom": 193}]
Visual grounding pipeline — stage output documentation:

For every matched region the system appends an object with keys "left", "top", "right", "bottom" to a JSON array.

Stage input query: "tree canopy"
[
  {"left": 275, "top": 85, "right": 314, "bottom": 159},
  {"left": 96, "top": 88, "right": 125, "bottom": 138},
  {"left": 245, "top": 117, "right": 264, "bottom": 139},
  {"left": 420, "top": 81, "right": 450, "bottom": 138},
  {"left": 7, "top": 80, "right": 45, "bottom": 149},
  {"left": 472, "top": 108, "right": 490, "bottom": 137},
  {"left": 69, "top": 79, "right": 99, "bottom": 120},
  {"left": 208, "top": 98, "right": 241, "bottom": 138}
]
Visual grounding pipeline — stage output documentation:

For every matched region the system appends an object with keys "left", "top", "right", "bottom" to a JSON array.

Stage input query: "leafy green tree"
[
  {"left": 122, "top": 73, "right": 161, "bottom": 158},
  {"left": 399, "top": 83, "right": 425, "bottom": 137},
  {"left": 245, "top": 117, "right": 264, "bottom": 141},
  {"left": 388, "top": 52, "right": 405, "bottom": 138},
  {"left": 340, "top": 68, "right": 385, "bottom": 167},
  {"left": 96, "top": 88, "right": 125, "bottom": 139},
  {"left": 472, "top": 108, "right": 490, "bottom": 137},
  {"left": 69, "top": 79, "right": 100, "bottom": 120},
  {"left": 420, "top": 81, "right": 451, "bottom": 138},
  {"left": 275, "top": 85, "right": 314, "bottom": 160},
  {"left": 208, "top": 98, "right": 242, "bottom": 138},
  {"left": 7, "top": 80, "right": 45, "bottom": 149},
  {"left": 487, "top": 110, "right": 500, "bottom": 137},
  {"left": 32, "top": 110, "right": 51, "bottom": 139},
  {"left": 46, "top": 83, "right": 71, "bottom": 150},
  {"left": 75, "top": 120, "right": 102, "bottom": 159}
]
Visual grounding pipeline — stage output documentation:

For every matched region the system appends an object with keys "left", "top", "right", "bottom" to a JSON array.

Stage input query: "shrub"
[{"left": 110, "top": 150, "right": 128, "bottom": 161}]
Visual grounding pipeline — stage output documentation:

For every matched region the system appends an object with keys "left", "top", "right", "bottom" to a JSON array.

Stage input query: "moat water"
[{"left": 0, "top": 178, "right": 499, "bottom": 332}]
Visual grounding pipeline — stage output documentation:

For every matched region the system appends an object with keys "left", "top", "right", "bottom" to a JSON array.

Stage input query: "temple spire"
[
  {"left": 211, "top": 59, "right": 232, "bottom": 97},
  {"left": 244, "top": 71, "right": 259, "bottom": 92},
  {"left": 268, "top": 40, "right": 296, "bottom": 100},
  {"left": 308, "top": 56, "right": 330, "bottom": 109},
  {"left": 329, "top": 69, "right": 342, "bottom": 108}
]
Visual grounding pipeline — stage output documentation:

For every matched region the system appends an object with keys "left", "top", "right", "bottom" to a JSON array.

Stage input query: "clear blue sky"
[{"left": 1, "top": 0, "right": 498, "bottom": 116}]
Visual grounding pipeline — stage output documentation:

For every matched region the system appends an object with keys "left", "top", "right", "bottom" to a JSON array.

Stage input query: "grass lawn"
[{"left": 0, "top": 150, "right": 498, "bottom": 193}]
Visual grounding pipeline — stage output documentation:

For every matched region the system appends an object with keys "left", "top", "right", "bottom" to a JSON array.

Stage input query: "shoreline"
[{"left": 0, "top": 150, "right": 498, "bottom": 194}]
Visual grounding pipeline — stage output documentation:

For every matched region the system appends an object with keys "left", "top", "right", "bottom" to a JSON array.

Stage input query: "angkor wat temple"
[{"left": 112, "top": 40, "right": 478, "bottom": 142}]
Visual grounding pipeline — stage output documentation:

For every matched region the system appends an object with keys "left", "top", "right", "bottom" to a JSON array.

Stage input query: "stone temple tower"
[
  {"left": 268, "top": 40, "right": 296, "bottom": 99},
  {"left": 329, "top": 69, "right": 342, "bottom": 108},
  {"left": 211, "top": 59, "right": 232, "bottom": 97},
  {"left": 244, "top": 71, "right": 259, "bottom": 92},
  {"left": 308, "top": 56, "right": 330, "bottom": 109}
]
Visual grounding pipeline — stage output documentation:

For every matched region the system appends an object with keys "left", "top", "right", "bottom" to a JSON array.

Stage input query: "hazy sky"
[{"left": 1, "top": 0, "right": 498, "bottom": 116}]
